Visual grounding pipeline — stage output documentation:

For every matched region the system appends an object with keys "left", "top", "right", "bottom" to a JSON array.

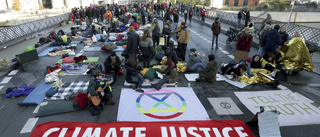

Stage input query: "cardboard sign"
[{"left": 30, "top": 120, "right": 255, "bottom": 137}]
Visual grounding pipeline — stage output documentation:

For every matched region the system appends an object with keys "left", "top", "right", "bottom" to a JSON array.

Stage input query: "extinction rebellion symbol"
[{"left": 136, "top": 89, "right": 187, "bottom": 119}]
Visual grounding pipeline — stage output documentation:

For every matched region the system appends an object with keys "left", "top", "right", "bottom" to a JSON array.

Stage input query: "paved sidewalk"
[{"left": 189, "top": 15, "right": 320, "bottom": 75}]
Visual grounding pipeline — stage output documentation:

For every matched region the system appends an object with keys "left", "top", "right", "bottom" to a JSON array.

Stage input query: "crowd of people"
[{"left": 69, "top": 2, "right": 313, "bottom": 115}]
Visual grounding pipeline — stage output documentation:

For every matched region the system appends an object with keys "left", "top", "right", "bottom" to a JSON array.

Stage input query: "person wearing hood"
[
  {"left": 178, "top": 21, "right": 190, "bottom": 61},
  {"left": 151, "top": 18, "right": 162, "bottom": 46},
  {"left": 262, "top": 25, "right": 282, "bottom": 55},
  {"left": 257, "top": 25, "right": 271, "bottom": 57},
  {"left": 196, "top": 54, "right": 218, "bottom": 83},
  {"left": 151, "top": 59, "right": 178, "bottom": 90},
  {"left": 235, "top": 27, "right": 253, "bottom": 62},
  {"left": 251, "top": 55, "right": 262, "bottom": 69},
  {"left": 126, "top": 26, "right": 140, "bottom": 63}
]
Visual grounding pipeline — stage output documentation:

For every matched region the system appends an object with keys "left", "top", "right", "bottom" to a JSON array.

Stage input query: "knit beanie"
[{"left": 190, "top": 48, "right": 196, "bottom": 53}]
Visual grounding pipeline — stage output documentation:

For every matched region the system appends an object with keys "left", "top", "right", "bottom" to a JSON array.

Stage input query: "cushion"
[{"left": 62, "top": 57, "right": 75, "bottom": 63}]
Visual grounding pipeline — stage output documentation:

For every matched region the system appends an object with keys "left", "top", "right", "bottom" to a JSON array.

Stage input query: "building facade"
[{"left": 223, "top": 0, "right": 260, "bottom": 7}]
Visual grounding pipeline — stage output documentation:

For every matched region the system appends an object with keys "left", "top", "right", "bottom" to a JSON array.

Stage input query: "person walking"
[
  {"left": 211, "top": 17, "right": 221, "bottom": 49},
  {"left": 183, "top": 8, "right": 188, "bottom": 22},
  {"left": 140, "top": 30, "right": 154, "bottom": 68},
  {"left": 173, "top": 10, "right": 179, "bottom": 31}
]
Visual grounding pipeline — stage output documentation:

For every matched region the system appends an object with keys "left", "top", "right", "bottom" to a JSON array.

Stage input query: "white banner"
[
  {"left": 235, "top": 90, "right": 320, "bottom": 126},
  {"left": 117, "top": 87, "right": 210, "bottom": 121}
]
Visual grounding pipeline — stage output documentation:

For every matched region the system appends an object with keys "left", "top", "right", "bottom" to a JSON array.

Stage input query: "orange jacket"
[{"left": 105, "top": 11, "right": 112, "bottom": 19}]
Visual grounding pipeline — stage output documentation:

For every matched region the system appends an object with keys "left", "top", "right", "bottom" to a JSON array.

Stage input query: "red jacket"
[
  {"left": 201, "top": 9, "right": 206, "bottom": 16},
  {"left": 236, "top": 33, "right": 253, "bottom": 52},
  {"left": 73, "top": 93, "right": 87, "bottom": 108}
]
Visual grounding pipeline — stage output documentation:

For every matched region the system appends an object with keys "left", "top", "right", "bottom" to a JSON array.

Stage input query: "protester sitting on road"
[
  {"left": 196, "top": 54, "right": 217, "bottom": 83},
  {"left": 251, "top": 55, "right": 262, "bottom": 69},
  {"left": 162, "top": 46, "right": 179, "bottom": 65},
  {"left": 87, "top": 71, "right": 115, "bottom": 115},
  {"left": 124, "top": 58, "right": 144, "bottom": 92},
  {"left": 186, "top": 48, "right": 206, "bottom": 72},
  {"left": 261, "top": 54, "right": 276, "bottom": 73},
  {"left": 104, "top": 52, "right": 121, "bottom": 75},
  {"left": 239, "top": 57, "right": 253, "bottom": 76},
  {"left": 221, "top": 62, "right": 248, "bottom": 82},
  {"left": 151, "top": 59, "right": 178, "bottom": 90}
]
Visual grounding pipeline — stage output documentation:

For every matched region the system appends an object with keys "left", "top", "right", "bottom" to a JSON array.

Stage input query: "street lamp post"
[{"left": 287, "top": 0, "right": 295, "bottom": 31}]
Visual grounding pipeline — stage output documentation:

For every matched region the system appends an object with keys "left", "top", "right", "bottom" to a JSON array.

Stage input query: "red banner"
[{"left": 30, "top": 120, "right": 255, "bottom": 137}]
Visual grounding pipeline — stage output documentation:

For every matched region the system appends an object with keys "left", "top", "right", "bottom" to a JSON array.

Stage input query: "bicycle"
[{"left": 226, "top": 27, "right": 239, "bottom": 44}]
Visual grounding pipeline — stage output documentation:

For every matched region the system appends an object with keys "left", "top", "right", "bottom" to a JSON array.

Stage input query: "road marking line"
[
  {"left": 227, "top": 55, "right": 234, "bottom": 59},
  {"left": 33, "top": 102, "right": 48, "bottom": 113},
  {"left": 278, "top": 84, "right": 288, "bottom": 90},
  {"left": 0, "top": 77, "right": 12, "bottom": 84},
  {"left": 8, "top": 70, "right": 19, "bottom": 76},
  {"left": 20, "top": 118, "right": 39, "bottom": 134},
  {"left": 0, "top": 86, "right": 3, "bottom": 91},
  {"left": 221, "top": 50, "right": 229, "bottom": 54},
  {"left": 0, "top": 105, "right": 4, "bottom": 110}
]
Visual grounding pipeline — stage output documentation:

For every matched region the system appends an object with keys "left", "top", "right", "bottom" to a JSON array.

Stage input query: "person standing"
[
  {"left": 201, "top": 7, "right": 206, "bottom": 22},
  {"left": 105, "top": 10, "right": 113, "bottom": 25},
  {"left": 237, "top": 10, "right": 243, "bottom": 28},
  {"left": 262, "top": 25, "right": 281, "bottom": 55},
  {"left": 150, "top": 18, "right": 161, "bottom": 46},
  {"left": 245, "top": 10, "right": 250, "bottom": 27},
  {"left": 173, "top": 11, "right": 179, "bottom": 31},
  {"left": 211, "top": 17, "right": 221, "bottom": 49},
  {"left": 235, "top": 27, "right": 253, "bottom": 62},
  {"left": 178, "top": 21, "right": 190, "bottom": 61},
  {"left": 86, "top": 7, "right": 93, "bottom": 26},
  {"left": 126, "top": 26, "right": 140, "bottom": 63},
  {"left": 74, "top": 10, "right": 80, "bottom": 25},
  {"left": 140, "top": 30, "right": 154, "bottom": 68},
  {"left": 279, "top": 27, "right": 290, "bottom": 46},
  {"left": 100, "top": 6, "right": 106, "bottom": 23},
  {"left": 189, "top": 7, "right": 193, "bottom": 23},
  {"left": 141, "top": 6, "right": 146, "bottom": 25},
  {"left": 196, "top": 54, "right": 217, "bottom": 83},
  {"left": 257, "top": 25, "right": 271, "bottom": 57}
]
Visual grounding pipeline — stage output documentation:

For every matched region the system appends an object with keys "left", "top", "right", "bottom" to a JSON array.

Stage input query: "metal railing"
[
  {"left": 0, "top": 13, "right": 71, "bottom": 45},
  {"left": 204, "top": 9, "right": 320, "bottom": 47}
]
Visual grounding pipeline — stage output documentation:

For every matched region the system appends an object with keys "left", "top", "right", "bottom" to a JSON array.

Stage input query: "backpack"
[
  {"left": 189, "top": 12, "right": 193, "bottom": 16},
  {"left": 48, "top": 31, "right": 56, "bottom": 39},
  {"left": 184, "top": 10, "right": 187, "bottom": 14},
  {"left": 46, "top": 65, "right": 62, "bottom": 74}
]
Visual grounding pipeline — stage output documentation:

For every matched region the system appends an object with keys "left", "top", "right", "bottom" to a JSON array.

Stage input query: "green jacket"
[
  {"left": 200, "top": 60, "right": 218, "bottom": 83},
  {"left": 150, "top": 23, "right": 162, "bottom": 34}
]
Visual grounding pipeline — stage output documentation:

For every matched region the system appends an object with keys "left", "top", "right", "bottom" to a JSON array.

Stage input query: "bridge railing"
[
  {"left": 0, "top": 13, "right": 71, "bottom": 46},
  {"left": 204, "top": 9, "right": 320, "bottom": 48}
]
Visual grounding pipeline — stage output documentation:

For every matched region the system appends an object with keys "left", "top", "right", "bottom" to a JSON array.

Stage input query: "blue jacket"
[
  {"left": 5, "top": 86, "right": 36, "bottom": 98},
  {"left": 262, "top": 29, "right": 281, "bottom": 52}
]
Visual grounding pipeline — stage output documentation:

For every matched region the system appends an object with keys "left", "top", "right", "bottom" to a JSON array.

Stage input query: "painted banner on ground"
[
  {"left": 30, "top": 120, "right": 255, "bottom": 137},
  {"left": 235, "top": 90, "right": 320, "bottom": 126},
  {"left": 117, "top": 88, "right": 210, "bottom": 121}
]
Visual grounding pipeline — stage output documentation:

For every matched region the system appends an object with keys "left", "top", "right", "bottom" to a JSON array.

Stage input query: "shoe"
[
  {"left": 105, "top": 101, "right": 116, "bottom": 105},
  {"left": 136, "top": 88, "right": 144, "bottom": 93},
  {"left": 216, "top": 46, "right": 219, "bottom": 50},
  {"left": 151, "top": 84, "right": 160, "bottom": 90},
  {"left": 130, "top": 85, "right": 136, "bottom": 89}
]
